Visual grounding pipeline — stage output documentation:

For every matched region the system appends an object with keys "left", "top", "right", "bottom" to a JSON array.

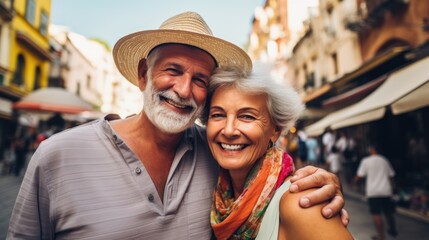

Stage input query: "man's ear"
[{"left": 137, "top": 58, "right": 148, "bottom": 91}]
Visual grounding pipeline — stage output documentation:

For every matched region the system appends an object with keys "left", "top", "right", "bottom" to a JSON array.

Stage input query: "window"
[
  {"left": 12, "top": 54, "right": 26, "bottom": 87},
  {"left": 33, "top": 66, "right": 41, "bottom": 90},
  {"left": 87, "top": 75, "right": 91, "bottom": 88},
  {"left": 25, "top": 0, "right": 36, "bottom": 25},
  {"left": 331, "top": 53, "right": 338, "bottom": 75},
  {"left": 40, "top": 10, "right": 49, "bottom": 35},
  {"left": 77, "top": 82, "right": 81, "bottom": 96},
  {"left": 304, "top": 72, "right": 315, "bottom": 90}
]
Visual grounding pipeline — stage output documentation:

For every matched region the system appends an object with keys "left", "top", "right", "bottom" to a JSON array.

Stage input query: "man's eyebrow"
[
  {"left": 164, "top": 62, "right": 183, "bottom": 70},
  {"left": 163, "top": 62, "right": 210, "bottom": 80},
  {"left": 194, "top": 72, "right": 210, "bottom": 80}
]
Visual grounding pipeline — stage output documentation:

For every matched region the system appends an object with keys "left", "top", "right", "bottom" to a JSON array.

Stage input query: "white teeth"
[
  {"left": 221, "top": 143, "right": 245, "bottom": 151},
  {"left": 165, "top": 98, "right": 188, "bottom": 109}
]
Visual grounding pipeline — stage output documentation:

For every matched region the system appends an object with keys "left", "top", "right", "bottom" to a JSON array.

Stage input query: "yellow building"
[{"left": 8, "top": 0, "right": 51, "bottom": 94}]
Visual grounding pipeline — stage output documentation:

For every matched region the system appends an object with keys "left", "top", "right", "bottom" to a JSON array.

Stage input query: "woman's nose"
[{"left": 222, "top": 117, "right": 239, "bottom": 137}]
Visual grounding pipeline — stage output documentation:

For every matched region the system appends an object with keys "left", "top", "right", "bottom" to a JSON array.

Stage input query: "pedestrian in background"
[
  {"left": 326, "top": 145, "right": 341, "bottom": 176},
  {"left": 306, "top": 136, "right": 320, "bottom": 166},
  {"left": 336, "top": 131, "right": 357, "bottom": 186},
  {"left": 322, "top": 128, "right": 336, "bottom": 164},
  {"left": 1, "top": 137, "right": 16, "bottom": 175},
  {"left": 355, "top": 145, "right": 398, "bottom": 240}
]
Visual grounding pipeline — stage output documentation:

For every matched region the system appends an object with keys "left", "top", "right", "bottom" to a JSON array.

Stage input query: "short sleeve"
[{"left": 356, "top": 159, "right": 367, "bottom": 177}]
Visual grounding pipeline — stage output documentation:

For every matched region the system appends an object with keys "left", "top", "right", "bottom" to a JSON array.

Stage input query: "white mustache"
[{"left": 157, "top": 90, "right": 198, "bottom": 110}]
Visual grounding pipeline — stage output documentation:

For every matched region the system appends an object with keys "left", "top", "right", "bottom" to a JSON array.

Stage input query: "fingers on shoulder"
[
  {"left": 280, "top": 189, "right": 325, "bottom": 223},
  {"left": 279, "top": 190, "right": 353, "bottom": 240}
]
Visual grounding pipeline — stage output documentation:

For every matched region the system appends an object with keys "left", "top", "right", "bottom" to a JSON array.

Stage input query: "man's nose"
[{"left": 173, "top": 75, "right": 192, "bottom": 99}]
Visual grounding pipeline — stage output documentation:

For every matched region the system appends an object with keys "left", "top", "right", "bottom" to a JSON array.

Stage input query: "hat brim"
[{"left": 113, "top": 30, "right": 252, "bottom": 86}]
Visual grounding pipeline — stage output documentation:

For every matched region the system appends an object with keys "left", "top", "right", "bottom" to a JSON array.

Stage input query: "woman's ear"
[
  {"left": 137, "top": 59, "right": 148, "bottom": 91},
  {"left": 271, "top": 126, "right": 283, "bottom": 144}
]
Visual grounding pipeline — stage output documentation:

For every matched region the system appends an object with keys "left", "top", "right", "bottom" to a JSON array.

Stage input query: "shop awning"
[
  {"left": 322, "top": 74, "right": 387, "bottom": 108},
  {"left": 391, "top": 81, "right": 429, "bottom": 115},
  {"left": 305, "top": 55, "right": 429, "bottom": 136},
  {"left": 331, "top": 108, "right": 385, "bottom": 130},
  {"left": 13, "top": 87, "right": 93, "bottom": 114},
  {"left": 302, "top": 46, "right": 408, "bottom": 105}
]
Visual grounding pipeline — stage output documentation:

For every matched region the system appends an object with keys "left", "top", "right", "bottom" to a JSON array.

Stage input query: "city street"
[
  {"left": 1, "top": 175, "right": 429, "bottom": 239},
  {"left": 345, "top": 194, "right": 429, "bottom": 240}
]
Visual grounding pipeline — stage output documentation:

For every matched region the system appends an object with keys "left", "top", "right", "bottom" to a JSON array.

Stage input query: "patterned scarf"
[{"left": 210, "top": 147, "right": 294, "bottom": 240}]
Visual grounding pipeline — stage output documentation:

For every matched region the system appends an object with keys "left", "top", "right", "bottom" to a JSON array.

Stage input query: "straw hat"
[{"left": 113, "top": 11, "right": 252, "bottom": 86}]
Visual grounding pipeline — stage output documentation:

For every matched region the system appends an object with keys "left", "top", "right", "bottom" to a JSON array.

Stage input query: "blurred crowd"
[
  {"left": 0, "top": 113, "right": 79, "bottom": 177},
  {"left": 277, "top": 128, "right": 358, "bottom": 186},
  {"left": 277, "top": 127, "right": 429, "bottom": 217}
]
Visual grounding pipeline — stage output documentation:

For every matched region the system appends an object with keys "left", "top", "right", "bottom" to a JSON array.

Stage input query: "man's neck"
[{"left": 110, "top": 111, "right": 187, "bottom": 200}]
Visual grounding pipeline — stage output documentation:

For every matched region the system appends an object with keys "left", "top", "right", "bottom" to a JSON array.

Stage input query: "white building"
[{"left": 49, "top": 25, "right": 141, "bottom": 118}]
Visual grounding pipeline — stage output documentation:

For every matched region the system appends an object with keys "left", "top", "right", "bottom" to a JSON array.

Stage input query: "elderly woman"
[{"left": 202, "top": 68, "right": 353, "bottom": 240}]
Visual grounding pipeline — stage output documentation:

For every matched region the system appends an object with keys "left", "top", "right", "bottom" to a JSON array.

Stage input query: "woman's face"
[{"left": 207, "top": 86, "right": 281, "bottom": 177}]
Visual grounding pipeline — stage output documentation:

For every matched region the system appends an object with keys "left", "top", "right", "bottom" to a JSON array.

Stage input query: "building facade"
[
  {"left": 289, "top": 0, "right": 362, "bottom": 107},
  {"left": 9, "top": 0, "right": 51, "bottom": 92},
  {"left": 49, "top": 25, "right": 141, "bottom": 119},
  {"left": 0, "top": 0, "right": 51, "bottom": 157},
  {"left": 249, "top": 0, "right": 429, "bottom": 217},
  {"left": 302, "top": 0, "right": 429, "bottom": 217},
  {"left": 0, "top": 0, "right": 14, "bottom": 159}
]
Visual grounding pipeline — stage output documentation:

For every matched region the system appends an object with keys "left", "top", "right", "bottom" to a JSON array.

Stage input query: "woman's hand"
[{"left": 289, "top": 165, "right": 349, "bottom": 226}]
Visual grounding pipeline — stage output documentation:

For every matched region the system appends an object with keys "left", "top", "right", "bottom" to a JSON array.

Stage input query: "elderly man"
[{"left": 8, "top": 12, "right": 346, "bottom": 239}]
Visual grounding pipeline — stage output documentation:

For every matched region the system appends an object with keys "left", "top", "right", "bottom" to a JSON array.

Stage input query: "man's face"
[{"left": 141, "top": 44, "right": 216, "bottom": 133}]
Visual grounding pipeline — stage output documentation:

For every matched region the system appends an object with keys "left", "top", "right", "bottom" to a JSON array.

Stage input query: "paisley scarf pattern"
[{"left": 211, "top": 147, "right": 294, "bottom": 240}]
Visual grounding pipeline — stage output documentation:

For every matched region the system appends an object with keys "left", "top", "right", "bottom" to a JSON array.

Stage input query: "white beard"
[{"left": 142, "top": 76, "right": 204, "bottom": 134}]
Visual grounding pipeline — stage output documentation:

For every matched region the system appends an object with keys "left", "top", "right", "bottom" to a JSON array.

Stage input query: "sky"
[{"left": 50, "top": 0, "right": 265, "bottom": 49}]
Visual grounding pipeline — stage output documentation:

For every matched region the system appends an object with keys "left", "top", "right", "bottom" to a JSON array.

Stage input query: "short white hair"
[{"left": 200, "top": 67, "right": 304, "bottom": 132}]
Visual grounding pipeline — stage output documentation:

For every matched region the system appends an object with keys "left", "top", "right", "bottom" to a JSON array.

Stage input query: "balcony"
[
  {"left": 345, "top": 0, "right": 410, "bottom": 32},
  {"left": 0, "top": 0, "right": 14, "bottom": 21},
  {"left": 365, "top": 0, "right": 409, "bottom": 16}
]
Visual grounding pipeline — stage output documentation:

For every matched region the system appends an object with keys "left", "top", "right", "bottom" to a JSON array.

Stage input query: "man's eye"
[
  {"left": 166, "top": 68, "right": 180, "bottom": 75},
  {"left": 193, "top": 78, "right": 208, "bottom": 88}
]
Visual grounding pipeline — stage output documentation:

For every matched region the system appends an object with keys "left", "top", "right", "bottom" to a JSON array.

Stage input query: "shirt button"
[
  {"left": 148, "top": 194, "right": 154, "bottom": 202},
  {"left": 135, "top": 167, "right": 141, "bottom": 175}
]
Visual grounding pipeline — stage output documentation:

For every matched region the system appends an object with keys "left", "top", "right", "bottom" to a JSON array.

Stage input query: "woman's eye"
[
  {"left": 209, "top": 113, "right": 225, "bottom": 119},
  {"left": 240, "top": 115, "right": 256, "bottom": 120}
]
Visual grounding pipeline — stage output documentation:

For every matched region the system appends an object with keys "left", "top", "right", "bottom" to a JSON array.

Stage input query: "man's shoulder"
[
  {"left": 39, "top": 119, "right": 105, "bottom": 153},
  {"left": 47, "top": 120, "right": 99, "bottom": 139},
  {"left": 34, "top": 119, "right": 108, "bottom": 167},
  {"left": 189, "top": 124, "right": 207, "bottom": 140},
  {"left": 360, "top": 156, "right": 373, "bottom": 166}
]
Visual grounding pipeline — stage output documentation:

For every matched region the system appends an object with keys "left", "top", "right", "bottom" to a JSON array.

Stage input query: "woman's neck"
[
  {"left": 231, "top": 174, "right": 246, "bottom": 199},
  {"left": 229, "top": 158, "right": 264, "bottom": 199}
]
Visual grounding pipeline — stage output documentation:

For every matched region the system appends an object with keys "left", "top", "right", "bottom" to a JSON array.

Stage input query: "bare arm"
[
  {"left": 279, "top": 188, "right": 354, "bottom": 240},
  {"left": 289, "top": 166, "right": 345, "bottom": 219}
]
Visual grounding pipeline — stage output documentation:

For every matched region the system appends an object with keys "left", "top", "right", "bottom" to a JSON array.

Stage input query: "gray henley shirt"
[{"left": 7, "top": 116, "right": 218, "bottom": 239}]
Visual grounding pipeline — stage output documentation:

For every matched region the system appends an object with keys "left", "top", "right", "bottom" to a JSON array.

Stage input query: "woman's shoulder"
[{"left": 279, "top": 187, "right": 353, "bottom": 239}]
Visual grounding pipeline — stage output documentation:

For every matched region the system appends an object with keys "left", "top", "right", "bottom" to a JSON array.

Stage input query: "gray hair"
[{"left": 200, "top": 67, "right": 304, "bottom": 132}]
